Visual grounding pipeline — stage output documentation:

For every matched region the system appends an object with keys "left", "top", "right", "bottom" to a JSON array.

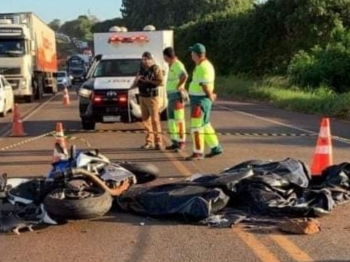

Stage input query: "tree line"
[{"left": 50, "top": 0, "right": 350, "bottom": 93}]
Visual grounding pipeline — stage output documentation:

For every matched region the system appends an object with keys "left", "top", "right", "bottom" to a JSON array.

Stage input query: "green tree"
[
  {"left": 91, "top": 17, "right": 125, "bottom": 33},
  {"left": 60, "top": 15, "right": 96, "bottom": 40},
  {"left": 120, "top": 0, "right": 254, "bottom": 30},
  {"left": 48, "top": 19, "right": 62, "bottom": 31},
  {"left": 176, "top": 0, "right": 350, "bottom": 76}
]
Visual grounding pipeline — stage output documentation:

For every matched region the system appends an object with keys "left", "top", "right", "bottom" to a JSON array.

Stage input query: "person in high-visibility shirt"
[
  {"left": 186, "top": 43, "right": 223, "bottom": 160},
  {"left": 163, "top": 47, "right": 188, "bottom": 152}
]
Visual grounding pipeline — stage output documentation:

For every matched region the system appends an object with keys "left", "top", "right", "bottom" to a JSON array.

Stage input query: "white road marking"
[{"left": 215, "top": 104, "right": 350, "bottom": 145}]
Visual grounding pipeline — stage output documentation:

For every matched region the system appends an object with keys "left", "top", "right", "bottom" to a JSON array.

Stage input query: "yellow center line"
[
  {"left": 233, "top": 226, "right": 281, "bottom": 262},
  {"left": 269, "top": 234, "right": 314, "bottom": 262},
  {"left": 136, "top": 123, "right": 282, "bottom": 262}
]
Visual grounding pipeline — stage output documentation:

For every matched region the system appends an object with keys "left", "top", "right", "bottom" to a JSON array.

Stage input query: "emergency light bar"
[{"left": 108, "top": 35, "right": 149, "bottom": 44}]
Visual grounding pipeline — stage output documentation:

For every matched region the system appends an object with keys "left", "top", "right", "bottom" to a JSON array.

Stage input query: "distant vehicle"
[
  {"left": 55, "top": 71, "right": 72, "bottom": 88},
  {"left": 67, "top": 55, "right": 85, "bottom": 69},
  {"left": 69, "top": 67, "right": 86, "bottom": 85},
  {"left": 0, "top": 74, "right": 14, "bottom": 117},
  {"left": 0, "top": 12, "right": 58, "bottom": 103},
  {"left": 77, "top": 27, "right": 172, "bottom": 130}
]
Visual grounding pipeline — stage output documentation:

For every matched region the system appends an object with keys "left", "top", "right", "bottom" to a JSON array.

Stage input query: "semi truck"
[
  {"left": 66, "top": 54, "right": 91, "bottom": 85},
  {"left": 77, "top": 26, "right": 172, "bottom": 130},
  {"left": 0, "top": 12, "right": 58, "bottom": 102}
]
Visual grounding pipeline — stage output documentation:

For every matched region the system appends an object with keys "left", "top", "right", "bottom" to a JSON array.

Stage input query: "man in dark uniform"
[{"left": 131, "top": 52, "right": 164, "bottom": 150}]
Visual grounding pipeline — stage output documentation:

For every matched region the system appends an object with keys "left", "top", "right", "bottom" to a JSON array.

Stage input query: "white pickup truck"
[{"left": 77, "top": 27, "right": 172, "bottom": 130}]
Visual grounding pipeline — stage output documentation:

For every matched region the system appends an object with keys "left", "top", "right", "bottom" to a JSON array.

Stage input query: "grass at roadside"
[{"left": 216, "top": 75, "right": 350, "bottom": 121}]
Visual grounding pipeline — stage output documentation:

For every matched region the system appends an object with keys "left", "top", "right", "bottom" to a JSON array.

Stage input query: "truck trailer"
[{"left": 0, "top": 12, "right": 58, "bottom": 102}]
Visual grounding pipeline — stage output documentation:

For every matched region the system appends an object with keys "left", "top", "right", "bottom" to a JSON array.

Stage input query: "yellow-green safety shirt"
[
  {"left": 166, "top": 59, "right": 187, "bottom": 94},
  {"left": 189, "top": 59, "right": 215, "bottom": 97}
]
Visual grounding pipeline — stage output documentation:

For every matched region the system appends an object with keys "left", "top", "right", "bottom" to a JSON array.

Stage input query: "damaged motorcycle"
[{"left": 0, "top": 145, "right": 159, "bottom": 234}]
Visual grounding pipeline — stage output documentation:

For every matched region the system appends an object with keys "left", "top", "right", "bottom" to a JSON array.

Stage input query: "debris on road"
[
  {"left": 0, "top": 212, "right": 37, "bottom": 235},
  {"left": 116, "top": 158, "right": 350, "bottom": 229},
  {"left": 1, "top": 154, "right": 350, "bottom": 235},
  {"left": 278, "top": 218, "right": 321, "bottom": 235}
]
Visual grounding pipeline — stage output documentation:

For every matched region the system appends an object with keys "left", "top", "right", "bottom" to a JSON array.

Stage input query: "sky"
[{"left": 0, "top": 0, "right": 123, "bottom": 23}]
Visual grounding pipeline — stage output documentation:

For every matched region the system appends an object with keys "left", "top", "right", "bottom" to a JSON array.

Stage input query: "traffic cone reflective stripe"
[
  {"left": 63, "top": 87, "right": 70, "bottom": 105},
  {"left": 52, "top": 122, "right": 68, "bottom": 163},
  {"left": 315, "top": 145, "right": 331, "bottom": 154},
  {"left": 55, "top": 122, "right": 67, "bottom": 150},
  {"left": 310, "top": 118, "right": 333, "bottom": 176},
  {"left": 53, "top": 143, "right": 68, "bottom": 163},
  {"left": 10, "top": 104, "right": 27, "bottom": 137}
]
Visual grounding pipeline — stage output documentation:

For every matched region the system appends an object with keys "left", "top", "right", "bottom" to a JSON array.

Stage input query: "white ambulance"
[{"left": 77, "top": 26, "right": 172, "bottom": 130}]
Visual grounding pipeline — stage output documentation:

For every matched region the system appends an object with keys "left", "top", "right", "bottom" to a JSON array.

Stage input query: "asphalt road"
[{"left": 0, "top": 88, "right": 349, "bottom": 262}]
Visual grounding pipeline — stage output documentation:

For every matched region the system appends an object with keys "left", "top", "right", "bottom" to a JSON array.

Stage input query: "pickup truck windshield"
[
  {"left": 93, "top": 59, "right": 141, "bottom": 78},
  {"left": 0, "top": 39, "right": 25, "bottom": 57}
]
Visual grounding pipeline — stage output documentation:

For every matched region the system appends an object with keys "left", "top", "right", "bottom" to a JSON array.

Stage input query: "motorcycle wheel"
[
  {"left": 118, "top": 162, "right": 159, "bottom": 184},
  {"left": 43, "top": 187, "right": 112, "bottom": 220}
]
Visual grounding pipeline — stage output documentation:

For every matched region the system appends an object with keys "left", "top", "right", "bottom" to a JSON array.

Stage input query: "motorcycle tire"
[
  {"left": 43, "top": 187, "right": 112, "bottom": 220},
  {"left": 118, "top": 162, "right": 159, "bottom": 184}
]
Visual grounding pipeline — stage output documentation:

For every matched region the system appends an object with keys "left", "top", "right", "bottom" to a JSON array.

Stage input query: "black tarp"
[
  {"left": 116, "top": 158, "right": 350, "bottom": 226},
  {"left": 116, "top": 183, "right": 229, "bottom": 222}
]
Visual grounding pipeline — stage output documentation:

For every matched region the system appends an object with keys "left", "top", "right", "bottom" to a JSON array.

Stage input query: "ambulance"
[{"left": 77, "top": 25, "right": 172, "bottom": 130}]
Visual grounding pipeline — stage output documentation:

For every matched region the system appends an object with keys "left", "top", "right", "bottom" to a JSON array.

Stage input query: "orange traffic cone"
[
  {"left": 63, "top": 87, "right": 70, "bottom": 106},
  {"left": 52, "top": 122, "right": 68, "bottom": 163},
  {"left": 10, "top": 104, "right": 27, "bottom": 137},
  {"left": 310, "top": 118, "right": 333, "bottom": 176}
]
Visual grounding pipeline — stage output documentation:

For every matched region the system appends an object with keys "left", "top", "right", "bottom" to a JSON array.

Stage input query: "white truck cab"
[{"left": 77, "top": 27, "right": 172, "bottom": 130}]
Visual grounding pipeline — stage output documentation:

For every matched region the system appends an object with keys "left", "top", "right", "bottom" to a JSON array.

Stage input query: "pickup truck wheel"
[
  {"left": 82, "top": 119, "right": 96, "bottom": 130},
  {"left": 121, "top": 112, "right": 137, "bottom": 123},
  {"left": 25, "top": 95, "right": 34, "bottom": 103}
]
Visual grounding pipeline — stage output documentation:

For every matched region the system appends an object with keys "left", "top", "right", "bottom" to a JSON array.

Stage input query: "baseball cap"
[{"left": 189, "top": 43, "right": 206, "bottom": 54}]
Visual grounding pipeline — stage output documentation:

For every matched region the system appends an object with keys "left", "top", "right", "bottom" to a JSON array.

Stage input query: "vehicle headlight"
[
  {"left": 78, "top": 87, "right": 92, "bottom": 98},
  {"left": 21, "top": 79, "right": 27, "bottom": 87}
]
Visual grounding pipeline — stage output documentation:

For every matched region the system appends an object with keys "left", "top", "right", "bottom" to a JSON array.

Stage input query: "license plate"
[
  {"left": 106, "top": 107, "right": 118, "bottom": 113},
  {"left": 103, "top": 116, "right": 120, "bottom": 122}
]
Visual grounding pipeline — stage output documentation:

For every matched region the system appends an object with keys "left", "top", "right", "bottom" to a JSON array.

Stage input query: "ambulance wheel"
[{"left": 82, "top": 119, "right": 96, "bottom": 130}]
